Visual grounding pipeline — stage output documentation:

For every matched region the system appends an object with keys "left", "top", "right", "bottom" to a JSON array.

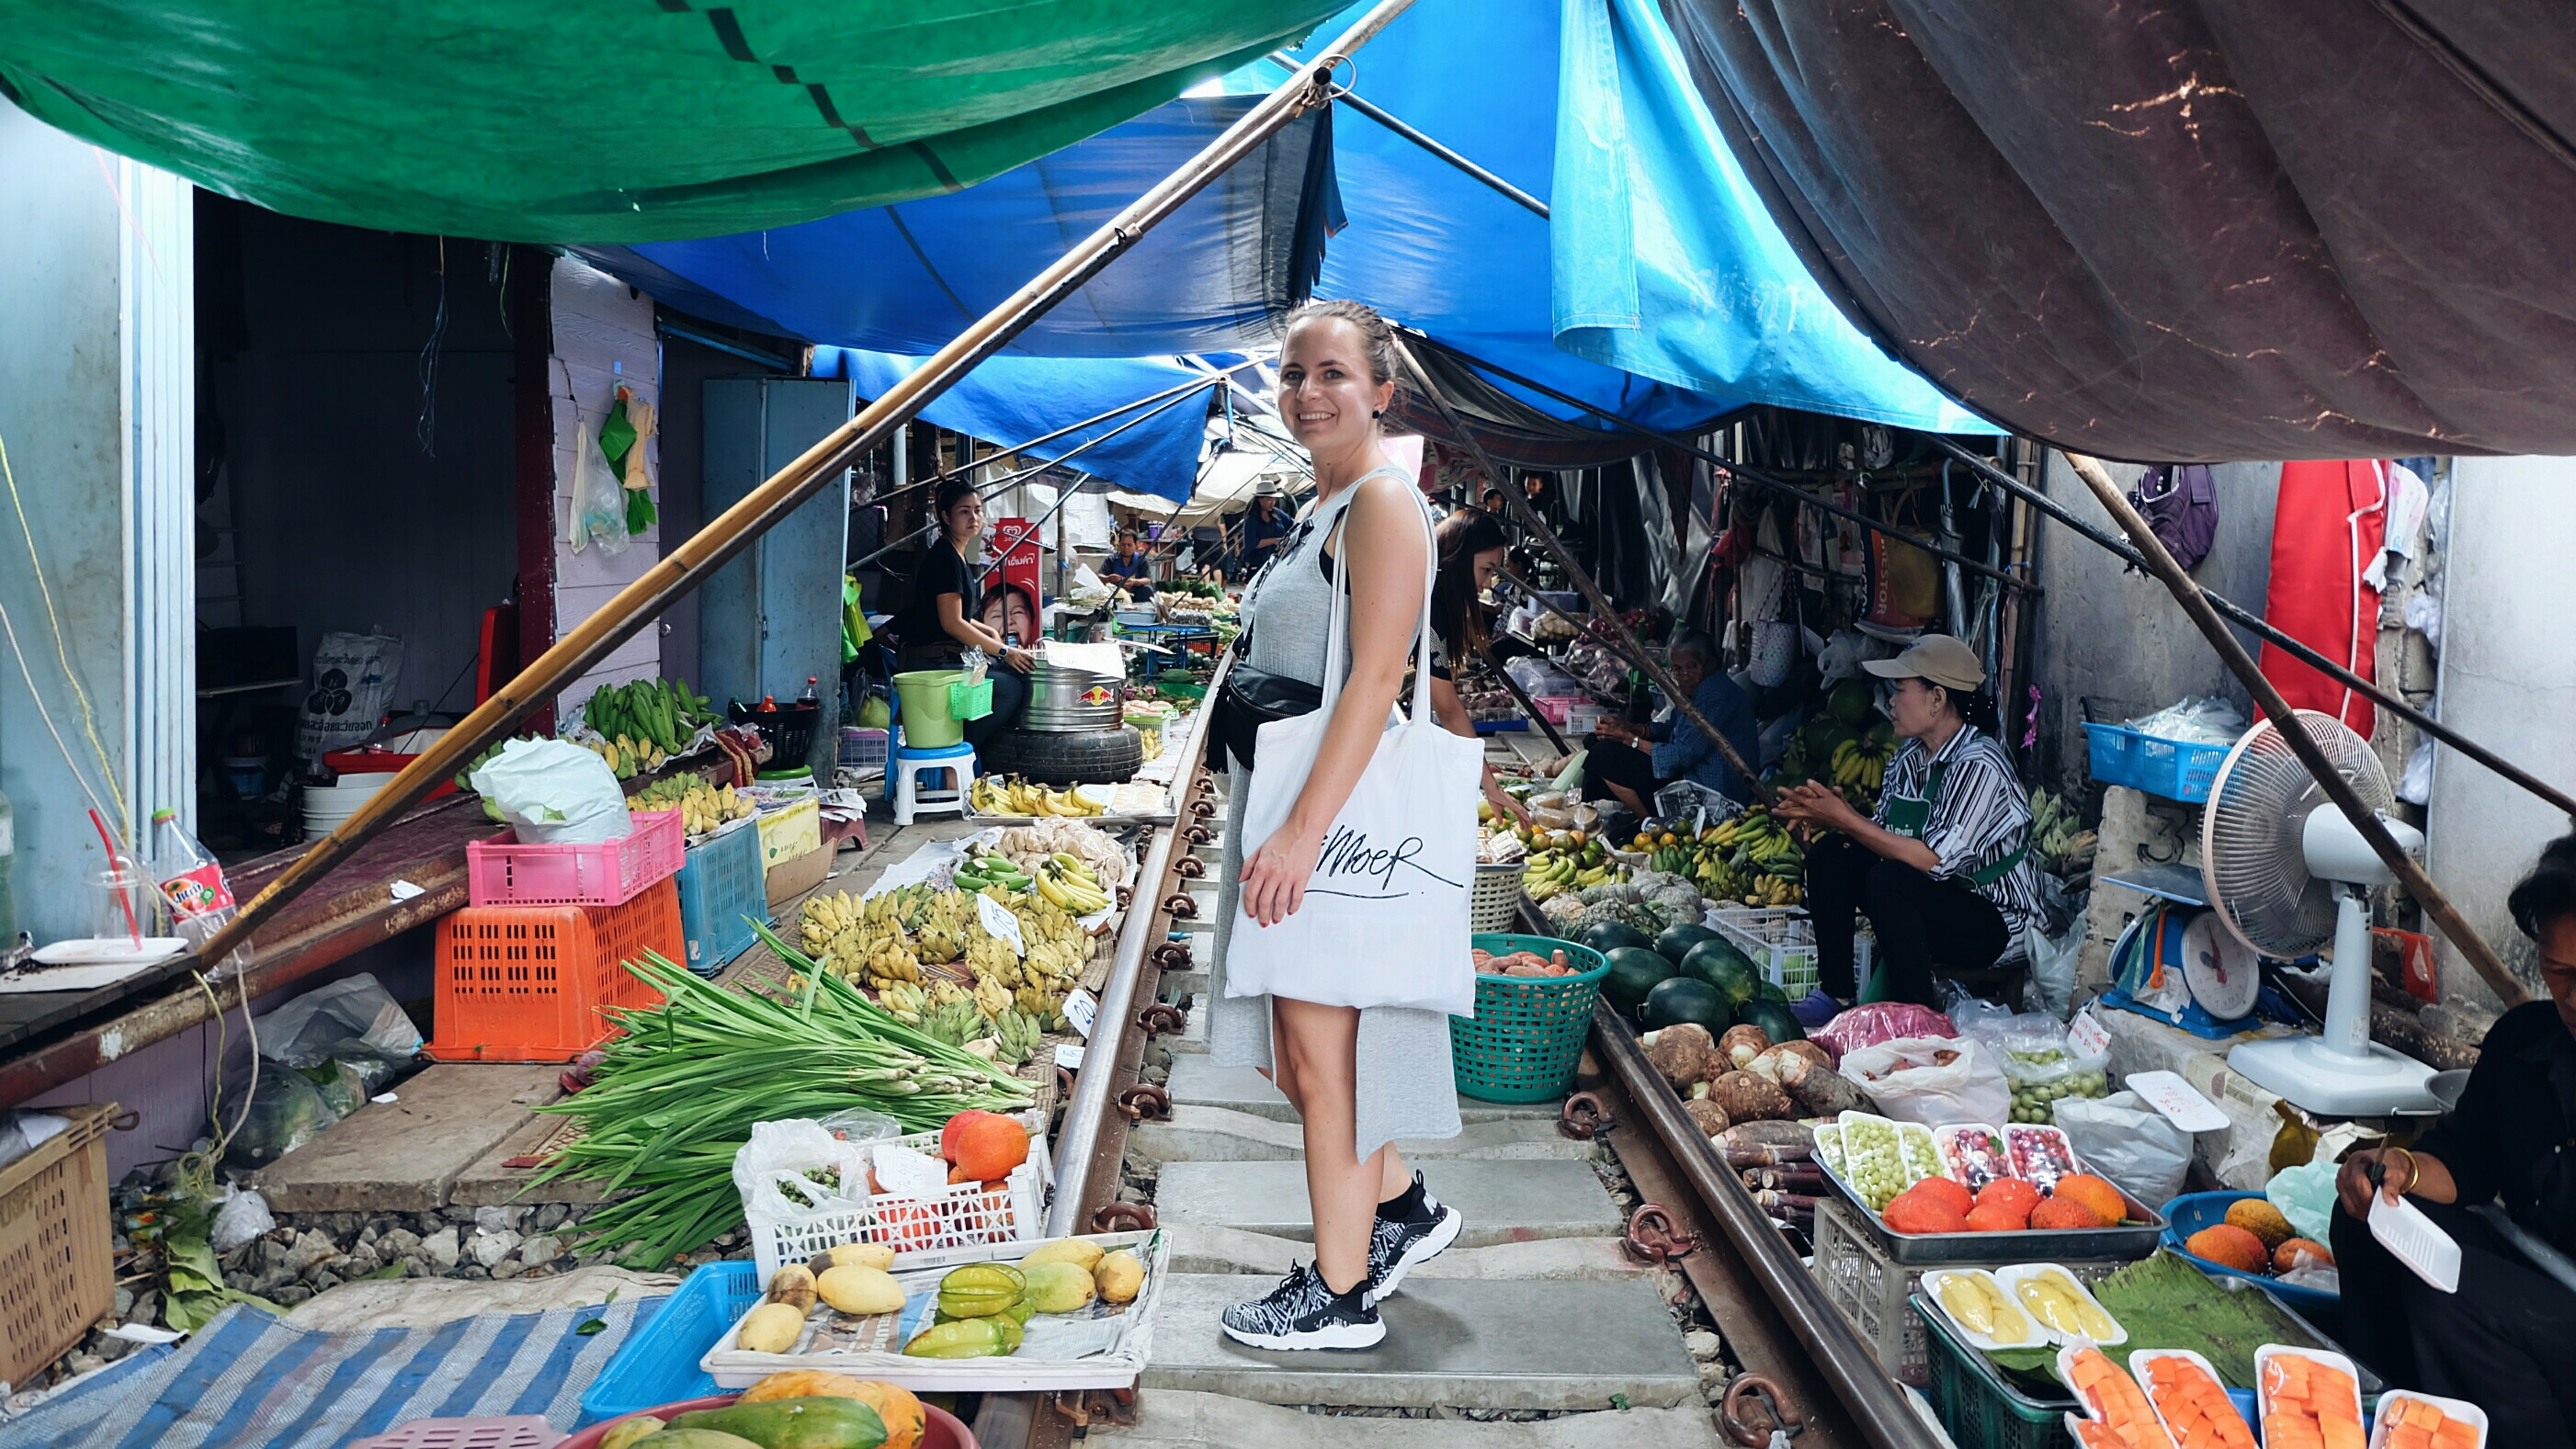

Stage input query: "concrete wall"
[
  {"left": 550, "top": 260, "right": 664, "bottom": 708},
  {"left": 0, "top": 102, "right": 191, "bottom": 943},
  {"left": 2420, "top": 455, "right": 2576, "bottom": 1014},
  {"left": 2029, "top": 452, "right": 2281, "bottom": 792}
]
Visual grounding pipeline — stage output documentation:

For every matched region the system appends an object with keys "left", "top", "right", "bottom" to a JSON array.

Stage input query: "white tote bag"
[{"left": 1225, "top": 485, "right": 1482, "bottom": 1017}]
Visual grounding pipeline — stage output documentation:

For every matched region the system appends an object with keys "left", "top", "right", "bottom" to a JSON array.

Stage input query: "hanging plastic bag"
[
  {"left": 2025, "top": 923, "right": 2083, "bottom": 1018},
  {"left": 734, "top": 1118, "right": 876, "bottom": 1283},
  {"left": 468, "top": 736, "right": 633, "bottom": 843},
  {"left": 2053, "top": 1091, "right": 2192, "bottom": 1206},
  {"left": 566, "top": 413, "right": 630, "bottom": 557},
  {"left": 1835, "top": 1035, "right": 2012, "bottom": 1126},
  {"left": 293, "top": 630, "right": 404, "bottom": 763}
]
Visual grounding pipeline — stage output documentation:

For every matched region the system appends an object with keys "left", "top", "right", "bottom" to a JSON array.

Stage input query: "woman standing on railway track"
[{"left": 1206, "top": 300, "right": 1470, "bottom": 1351}]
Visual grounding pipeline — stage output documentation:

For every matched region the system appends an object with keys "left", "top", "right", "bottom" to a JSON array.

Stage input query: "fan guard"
[{"left": 2198, "top": 709, "right": 2391, "bottom": 959}]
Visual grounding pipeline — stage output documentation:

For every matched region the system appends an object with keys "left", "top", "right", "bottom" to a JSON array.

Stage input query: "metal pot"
[{"left": 1021, "top": 662, "right": 1123, "bottom": 733}]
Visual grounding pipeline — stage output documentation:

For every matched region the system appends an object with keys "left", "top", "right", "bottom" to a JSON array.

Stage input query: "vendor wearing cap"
[
  {"left": 1237, "top": 479, "right": 1296, "bottom": 576},
  {"left": 1773, "top": 635, "right": 2039, "bottom": 1006}
]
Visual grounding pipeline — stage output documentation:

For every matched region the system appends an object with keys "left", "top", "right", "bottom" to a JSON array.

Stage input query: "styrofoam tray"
[
  {"left": 1995, "top": 1262, "right": 2127, "bottom": 1347},
  {"left": 1919, "top": 1268, "right": 2042, "bottom": 1353},
  {"left": 702, "top": 1228, "right": 1171, "bottom": 1392},
  {"left": 2129, "top": 1347, "right": 2246, "bottom": 1447},
  {"left": 2368, "top": 1192, "right": 2462, "bottom": 1292},
  {"left": 2371, "top": 1388, "right": 2488, "bottom": 1448},
  {"left": 2256, "top": 1344, "right": 2365, "bottom": 1432}
]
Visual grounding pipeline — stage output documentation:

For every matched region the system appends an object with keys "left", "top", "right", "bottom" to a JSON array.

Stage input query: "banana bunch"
[
  {"left": 970, "top": 973, "right": 1014, "bottom": 1021},
  {"left": 581, "top": 676, "right": 719, "bottom": 758},
  {"left": 991, "top": 1007, "right": 1044, "bottom": 1065},
  {"left": 630, "top": 774, "right": 755, "bottom": 835},
  {"left": 866, "top": 885, "right": 936, "bottom": 932},
  {"left": 920, "top": 996, "right": 984, "bottom": 1047},
  {"left": 1014, "top": 983, "right": 1070, "bottom": 1031},
  {"left": 875, "top": 979, "right": 928, "bottom": 1026},
  {"left": 1709, "top": 806, "right": 1804, "bottom": 881},
  {"left": 925, "top": 978, "right": 974, "bottom": 1013},
  {"left": 2029, "top": 788, "right": 2098, "bottom": 875},
  {"left": 1136, "top": 728, "right": 1163, "bottom": 763},
  {"left": 1033, "top": 853, "right": 1112, "bottom": 914},
  {"left": 800, "top": 892, "right": 925, "bottom": 988},
  {"left": 1014, "top": 896, "right": 1091, "bottom": 986},
  {"left": 1829, "top": 738, "right": 1894, "bottom": 796},
  {"left": 962, "top": 928, "right": 1023, "bottom": 989},
  {"left": 581, "top": 732, "right": 665, "bottom": 781},
  {"left": 970, "top": 775, "right": 1105, "bottom": 818},
  {"left": 1522, "top": 851, "right": 1617, "bottom": 902}
]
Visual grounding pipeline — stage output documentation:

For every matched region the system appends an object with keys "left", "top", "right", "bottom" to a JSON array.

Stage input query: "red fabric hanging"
[{"left": 2258, "top": 459, "right": 2387, "bottom": 737}]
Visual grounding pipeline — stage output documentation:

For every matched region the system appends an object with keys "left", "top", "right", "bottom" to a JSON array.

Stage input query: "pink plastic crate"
[
  {"left": 466, "top": 809, "right": 683, "bottom": 908},
  {"left": 345, "top": 1416, "right": 560, "bottom": 1449},
  {"left": 1531, "top": 695, "right": 1580, "bottom": 725}
]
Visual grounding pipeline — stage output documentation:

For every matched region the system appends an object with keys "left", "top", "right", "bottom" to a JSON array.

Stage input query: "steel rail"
[{"left": 191, "top": 0, "right": 1419, "bottom": 970}]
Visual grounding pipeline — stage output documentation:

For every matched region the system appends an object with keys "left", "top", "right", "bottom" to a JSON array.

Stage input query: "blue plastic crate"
[
  {"left": 674, "top": 823, "right": 767, "bottom": 976},
  {"left": 577, "top": 1262, "right": 759, "bottom": 1426},
  {"left": 2082, "top": 722, "right": 2230, "bottom": 802}
]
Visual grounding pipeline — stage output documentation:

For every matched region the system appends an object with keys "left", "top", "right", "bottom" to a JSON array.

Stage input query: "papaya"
[
  {"left": 843, "top": 1383, "right": 926, "bottom": 1449},
  {"left": 672, "top": 1398, "right": 888, "bottom": 1449},
  {"left": 646, "top": 1433, "right": 763, "bottom": 1449},
  {"left": 598, "top": 1418, "right": 668, "bottom": 1449},
  {"left": 740, "top": 1371, "right": 867, "bottom": 1405}
]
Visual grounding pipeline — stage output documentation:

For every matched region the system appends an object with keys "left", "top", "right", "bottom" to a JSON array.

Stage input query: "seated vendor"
[
  {"left": 1584, "top": 631, "right": 1760, "bottom": 815},
  {"left": 1772, "top": 635, "right": 2038, "bottom": 1007},
  {"left": 2332, "top": 835, "right": 2576, "bottom": 1445},
  {"left": 889, "top": 478, "right": 1030, "bottom": 746},
  {"left": 1100, "top": 527, "right": 1155, "bottom": 599}
]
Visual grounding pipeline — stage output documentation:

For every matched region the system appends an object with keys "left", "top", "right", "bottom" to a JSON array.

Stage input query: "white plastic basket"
[
  {"left": 1471, "top": 863, "right": 1525, "bottom": 930},
  {"left": 748, "top": 1111, "right": 1052, "bottom": 1284},
  {"left": 1707, "top": 906, "right": 1872, "bottom": 999}
]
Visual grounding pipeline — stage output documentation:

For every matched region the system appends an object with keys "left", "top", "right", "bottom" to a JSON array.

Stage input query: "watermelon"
[
  {"left": 1680, "top": 939, "right": 1762, "bottom": 1008},
  {"left": 1828, "top": 678, "right": 1877, "bottom": 728},
  {"left": 1755, "top": 977, "right": 1789, "bottom": 1004},
  {"left": 1578, "top": 921, "right": 1653, "bottom": 957},
  {"left": 1640, "top": 977, "right": 1730, "bottom": 1034},
  {"left": 1655, "top": 923, "right": 1720, "bottom": 965},
  {"left": 1737, "top": 998, "right": 1804, "bottom": 1045},
  {"left": 1601, "top": 946, "right": 1677, "bottom": 1012}
]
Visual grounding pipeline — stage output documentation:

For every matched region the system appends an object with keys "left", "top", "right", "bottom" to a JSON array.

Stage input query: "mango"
[
  {"left": 1094, "top": 1250, "right": 1143, "bottom": 1305},
  {"left": 1022, "top": 1261, "right": 1096, "bottom": 1314},
  {"left": 1017, "top": 1239, "right": 1105, "bottom": 1273},
  {"left": 672, "top": 1397, "right": 889, "bottom": 1449},
  {"left": 806, "top": 1243, "right": 896, "bottom": 1276},
  {"left": 815, "top": 1264, "right": 906, "bottom": 1317},
  {"left": 736, "top": 1300, "right": 808, "bottom": 1354}
]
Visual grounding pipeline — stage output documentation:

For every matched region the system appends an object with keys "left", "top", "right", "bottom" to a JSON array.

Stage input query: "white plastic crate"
[
  {"left": 1471, "top": 863, "right": 1525, "bottom": 930},
  {"left": 748, "top": 1111, "right": 1052, "bottom": 1284},
  {"left": 1707, "top": 905, "right": 1872, "bottom": 999}
]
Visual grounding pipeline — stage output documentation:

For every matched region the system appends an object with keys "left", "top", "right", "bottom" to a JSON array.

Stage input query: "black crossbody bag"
[{"left": 1205, "top": 507, "right": 1340, "bottom": 774}]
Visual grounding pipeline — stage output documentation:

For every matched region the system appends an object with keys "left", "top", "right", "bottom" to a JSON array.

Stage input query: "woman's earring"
[{"left": 1371, "top": 410, "right": 1383, "bottom": 419}]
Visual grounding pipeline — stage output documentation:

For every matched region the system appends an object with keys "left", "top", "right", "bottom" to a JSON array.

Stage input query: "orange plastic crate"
[{"left": 428, "top": 879, "right": 680, "bottom": 1062}]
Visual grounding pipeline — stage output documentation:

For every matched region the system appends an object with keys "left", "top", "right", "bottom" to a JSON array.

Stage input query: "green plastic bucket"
[
  {"left": 1449, "top": 933, "right": 1610, "bottom": 1103},
  {"left": 893, "top": 670, "right": 974, "bottom": 749}
]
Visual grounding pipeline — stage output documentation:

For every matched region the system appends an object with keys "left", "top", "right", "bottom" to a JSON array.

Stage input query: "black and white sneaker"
[
  {"left": 1367, "top": 1172, "right": 1465, "bottom": 1298},
  {"left": 1218, "top": 1261, "right": 1383, "bottom": 1351}
]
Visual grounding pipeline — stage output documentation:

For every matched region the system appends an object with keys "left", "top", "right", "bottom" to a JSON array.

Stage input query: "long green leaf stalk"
[{"left": 530, "top": 940, "right": 1036, "bottom": 1268}]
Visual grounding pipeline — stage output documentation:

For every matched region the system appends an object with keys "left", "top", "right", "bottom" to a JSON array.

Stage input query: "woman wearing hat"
[
  {"left": 1773, "top": 635, "right": 2041, "bottom": 1006},
  {"left": 1238, "top": 480, "right": 1297, "bottom": 577}
]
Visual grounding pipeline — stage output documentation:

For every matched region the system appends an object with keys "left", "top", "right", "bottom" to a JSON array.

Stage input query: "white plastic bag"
[
  {"left": 209, "top": 1186, "right": 275, "bottom": 1252},
  {"left": 2025, "top": 923, "right": 2082, "bottom": 1018},
  {"left": 566, "top": 416, "right": 630, "bottom": 557},
  {"left": 734, "top": 1118, "right": 875, "bottom": 1284},
  {"left": 2052, "top": 1091, "right": 2192, "bottom": 1206},
  {"left": 468, "top": 737, "right": 633, "bottom": 843},
  {"left": 1836, "top": 1035, "right": 2012, "bottom": 1126}
]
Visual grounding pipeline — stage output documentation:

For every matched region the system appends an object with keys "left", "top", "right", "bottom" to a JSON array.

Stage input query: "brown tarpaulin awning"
[{"left": 1662, "top": 0, "right": 2576, "bottom": 461}]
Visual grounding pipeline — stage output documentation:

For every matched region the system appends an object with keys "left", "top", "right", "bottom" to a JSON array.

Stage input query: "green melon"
[
  {"left": 1640, "top": 976, "right": 1731, "bottom": 1034},
  {"left": 1680, "top": 939, "right": 1762, "bottom": 1007},
  {"left": 1755, "top": 977, "right": 1790, "bottom": 1004},
  {"left": 1654, "top": 923, "right": 1720, "bottom": 966},
  {"left": 1600, "top": 946, "right": 1677, "bottom": 1012},
  {"left": 1829, "top": 678, "right": 1878, "bottom": 728},
  {"left": 1577, "top": 921, "right": 1654, "bottom": 957},
  {"left": 1737, "top": 998, "right": 1804, "bottom": 1045}
]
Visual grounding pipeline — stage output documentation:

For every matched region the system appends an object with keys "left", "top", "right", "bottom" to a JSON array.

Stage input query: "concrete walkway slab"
[
  {"left": 1143, "top": 1274, "right": 1698, "bottom": 1409},
  {"left": 450, "top": 1109, "right": 624, "bottom": 1207},
  {"left": 1099, "top": 1389, "right": 1721, "bottom": 1448},
  {"left": 1157, "top": 1160, "right": 1620, "bottom": 1247},
  {"left": 1157, "top": 968, "right": 1210, "bottom": 1002},
  {"left": 1165, "top": 1224, "right": 1644, "bottom": 1282},
  {"left": 1131, "top": 1106, "right": 1593, "bottom": 1170},
  {"left": 253, "top": 1064, "right": 562, "bottom": 1213},
  {"left": 1165, "top": 1058, "right": 1557, "bottom": 1124}
]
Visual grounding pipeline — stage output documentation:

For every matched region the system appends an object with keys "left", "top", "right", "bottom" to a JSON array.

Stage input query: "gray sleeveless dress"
[{"left": 1208, "top": 468, "right": 1463, "bottom": 1160}]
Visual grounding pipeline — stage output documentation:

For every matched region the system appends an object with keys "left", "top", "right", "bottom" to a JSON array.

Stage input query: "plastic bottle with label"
[{"left": 150, "top": 808, "right": 253, "bottom": 976}]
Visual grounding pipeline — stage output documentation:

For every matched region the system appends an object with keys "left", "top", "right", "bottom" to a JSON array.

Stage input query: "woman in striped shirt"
[{"left": 1774, "top": 635, "right": 2040, "bottom": 1006}]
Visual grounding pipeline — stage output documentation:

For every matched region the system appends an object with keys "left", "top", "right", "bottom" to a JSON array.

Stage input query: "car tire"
[{"left": 980, "top": 726, "right": 1146, "bottom": 787}]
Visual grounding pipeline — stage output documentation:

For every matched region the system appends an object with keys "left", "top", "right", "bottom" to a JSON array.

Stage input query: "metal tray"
[{"left": 1818, "top": 1160, "right": 2167, "bottom": 1265}]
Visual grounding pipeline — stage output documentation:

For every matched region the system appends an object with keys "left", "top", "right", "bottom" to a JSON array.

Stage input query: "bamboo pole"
[
  {"left": 1389, "top": 334, "right": 1773, "bottom": 803},
  {"left": 2060, "top": 453, "right": 2530, "bottom": 1009},
  {"left": 1929, "top": 438, "right": 2576, "bottom": 821},
  {"left": 196, "top": 1, "right": 1420, "bottom": 968}
]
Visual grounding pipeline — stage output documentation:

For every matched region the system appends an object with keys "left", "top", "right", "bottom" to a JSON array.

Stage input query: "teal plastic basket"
[
  {"left": 1449, "top": 933, "right": 1609, "bottom": 1103},
  {"left": 949, "top": 677, "right": 994, "bottom": 720}
]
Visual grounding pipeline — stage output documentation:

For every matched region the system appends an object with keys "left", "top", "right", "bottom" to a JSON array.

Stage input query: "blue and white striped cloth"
[{"left": 0, "top": 1296, "right": 650, "bottom": 1448}]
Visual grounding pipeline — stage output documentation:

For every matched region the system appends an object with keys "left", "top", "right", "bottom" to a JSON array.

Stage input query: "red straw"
[{"left": 87, "top": 808, "right": 141, "bottom": 949}]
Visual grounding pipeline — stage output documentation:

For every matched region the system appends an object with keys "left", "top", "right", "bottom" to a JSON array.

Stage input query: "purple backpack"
[{"left": 2131, "top": 465, "right": 2219, "bottom": 572}]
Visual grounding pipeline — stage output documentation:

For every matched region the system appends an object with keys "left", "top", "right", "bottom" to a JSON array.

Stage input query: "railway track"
[{"left": 973, "top": 685, "right": 1942, "bottom": 1449}]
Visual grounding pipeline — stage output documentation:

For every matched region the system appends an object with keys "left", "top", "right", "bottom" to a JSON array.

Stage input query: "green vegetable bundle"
[
  {"left": 581, "top": 676, "right": 719, "bottom": 756},
  {"left": 531, "top": 934, "right": 1036, "bottom": 1268}
]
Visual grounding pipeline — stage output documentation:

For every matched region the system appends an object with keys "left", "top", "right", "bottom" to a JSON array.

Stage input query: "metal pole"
[
  {"left": 1929, "top": 439, "right": 2576, "bottom": 821},
  {"left": 1389, "top": 334, "right": 1774, "bottom": 802},
  {"left": 875, "top": 377, "right": 1220, "bottom": 509},
  {"left": 195, "top": 0, "right": 1422, "bottom": 968},
  {"left": 1265, "top": 50, "right": 1550, "bottom": 219},
  {"left": 2060, "top": 453, "right": 2530, "bottom": 1008}
]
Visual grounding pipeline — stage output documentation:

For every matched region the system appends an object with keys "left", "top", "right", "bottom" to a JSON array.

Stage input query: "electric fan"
[{"left": 2201, "top": 709, "right": 2442, "bottom": 1115}]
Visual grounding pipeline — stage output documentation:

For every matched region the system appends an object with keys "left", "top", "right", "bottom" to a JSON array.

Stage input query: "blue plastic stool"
[{"left": 892, "top": 738, "right": 975, "bottom": 824}]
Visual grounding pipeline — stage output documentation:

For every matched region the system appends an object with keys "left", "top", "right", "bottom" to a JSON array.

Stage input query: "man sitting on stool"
[
  {"left": 1585, "top": 632, "right": 1760, "bottom": 815},
  {"left": 1772, "top": 635, "right": 2039, "bottom": 1007}
]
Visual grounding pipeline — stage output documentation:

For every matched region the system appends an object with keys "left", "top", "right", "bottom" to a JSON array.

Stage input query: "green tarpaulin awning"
[{"left": 0, "top": 1, "right": 1347, "bottom": 243}]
